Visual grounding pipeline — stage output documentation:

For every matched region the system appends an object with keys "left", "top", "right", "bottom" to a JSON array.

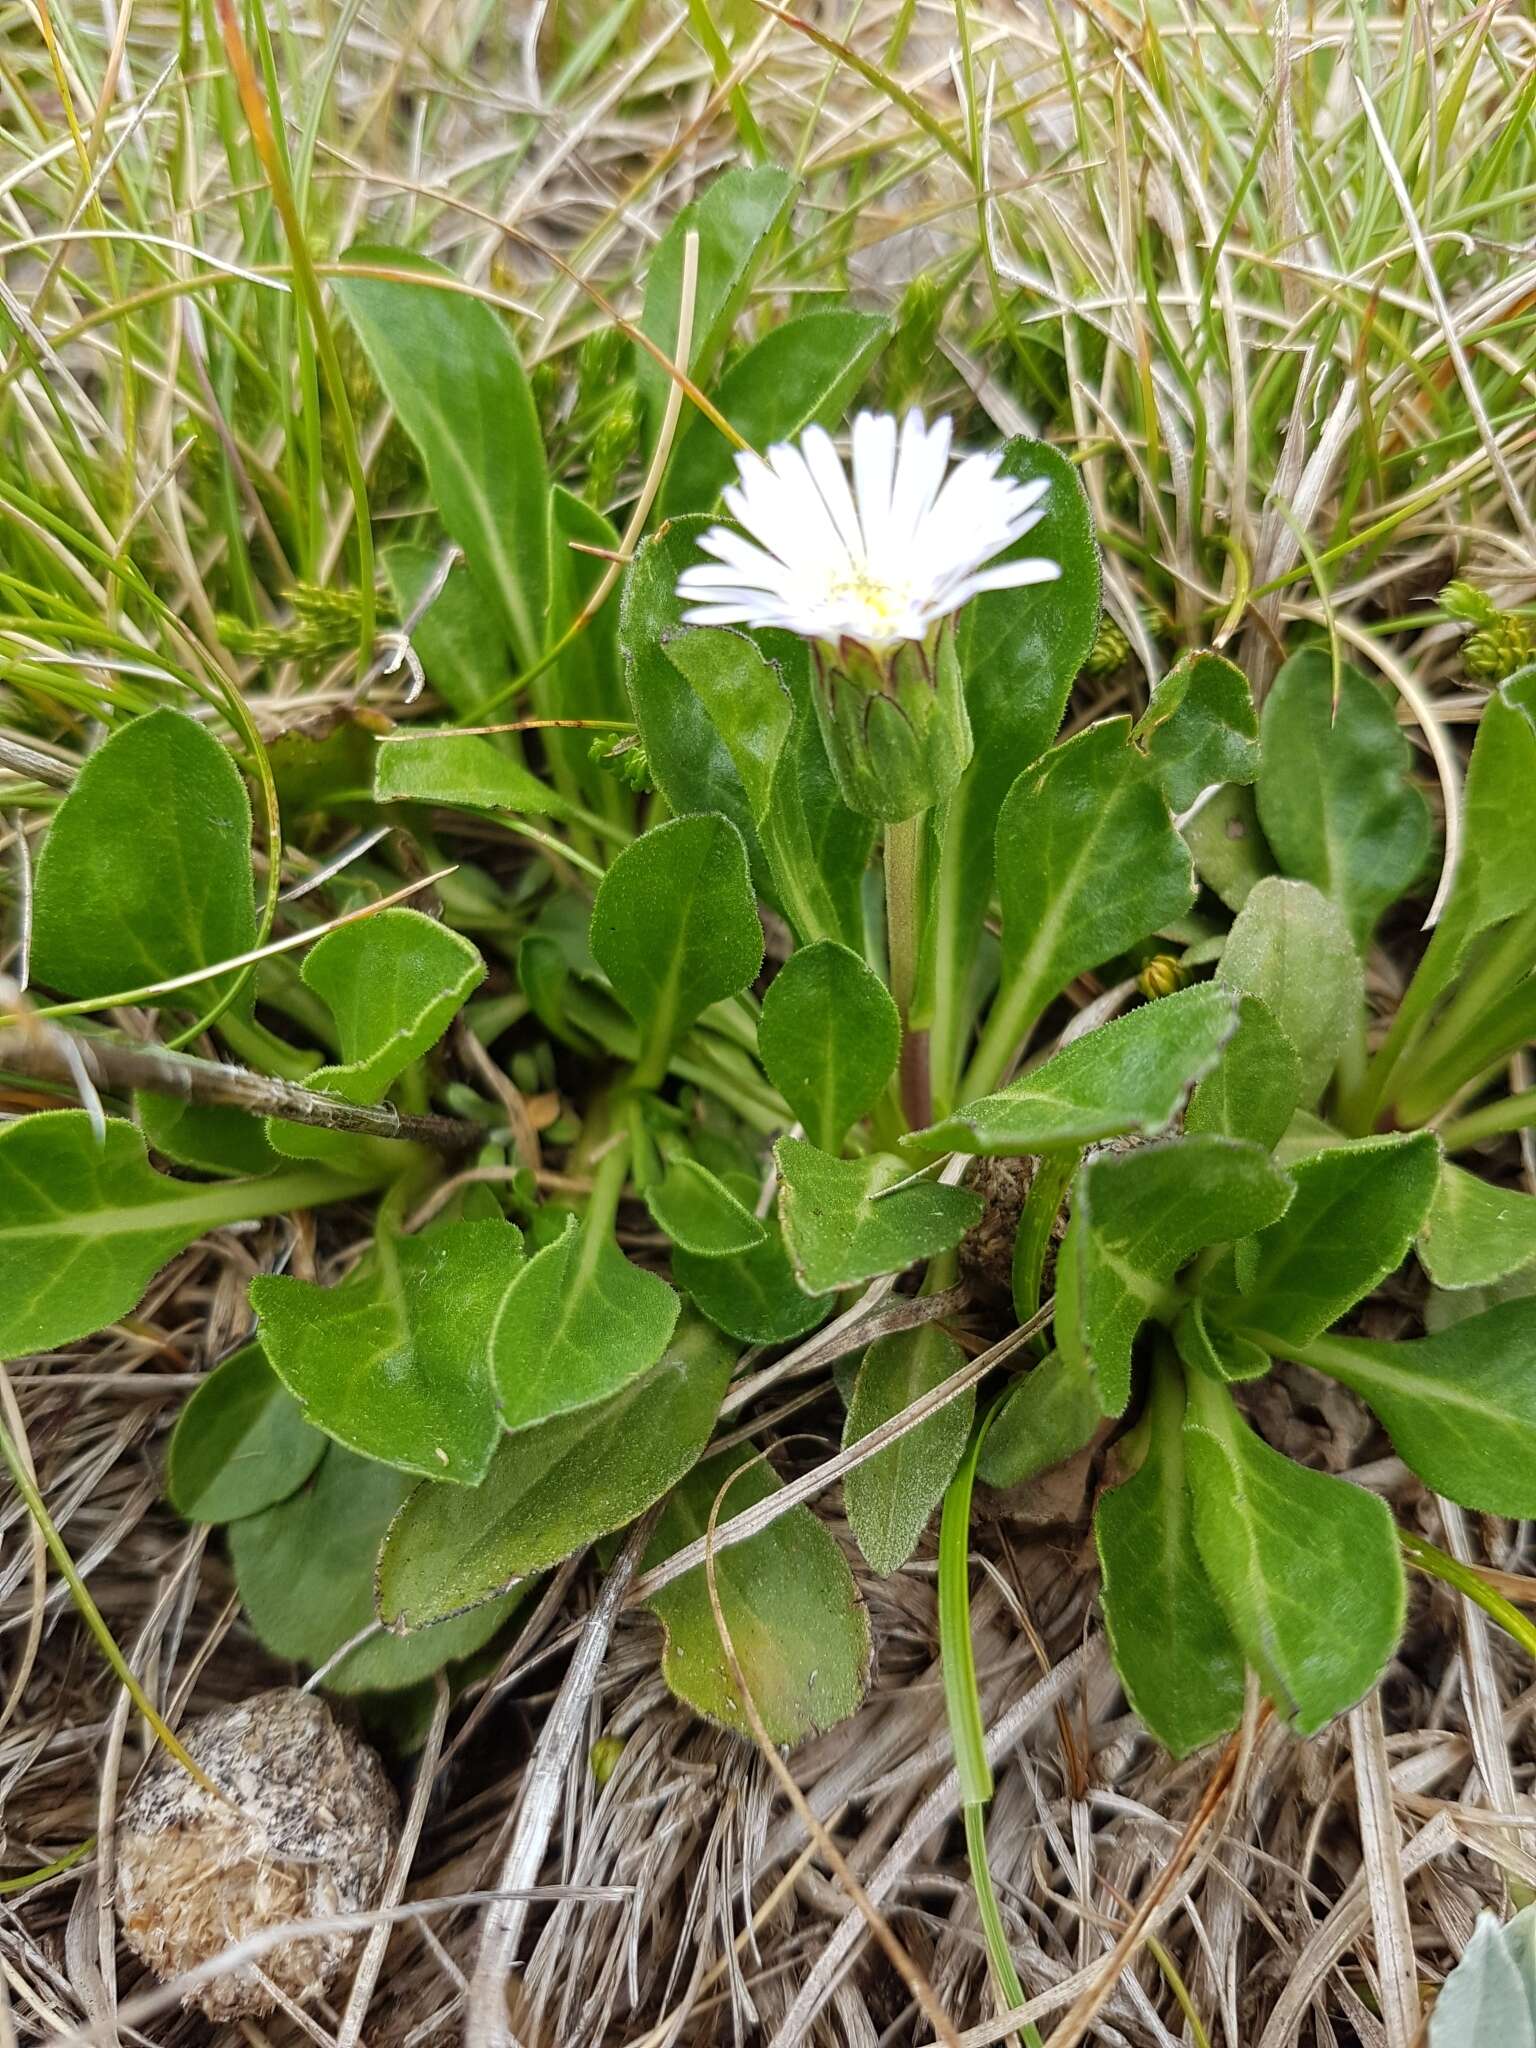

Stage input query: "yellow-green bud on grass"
[{"left": 812, "top": 618, "right": 971, "bottom": 822}]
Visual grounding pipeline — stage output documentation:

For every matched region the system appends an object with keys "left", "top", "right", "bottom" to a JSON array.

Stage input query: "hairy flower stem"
[{"left": 884, "top": 813, "right": 931, "bottom": 1129}]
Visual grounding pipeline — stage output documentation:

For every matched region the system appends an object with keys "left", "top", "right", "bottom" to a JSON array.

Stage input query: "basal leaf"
[
  {"left": 620, "top": 522, "right": 761, "bottom": 852},
  {"left": 1419, "top": 1162, "right": 1536, "bottom": 1290},
  {"left": 136, "top": 1092, "right": 279, "bottom": 1179},
  {"left": 542, "top": 488, "right": 630, "bottom": 818},
  {"left": 230, "top": 1445, "right": 521, "bottom": 1690},
  {"left": 1095, "top": 1361, "right": 1245, "bottom": 1756},
  {"left": 251, "top": 1217, "right": 524, "bottom": 1484},
  {"left": 758, "top": 940, "right": 901, "bottom": 1152},
  {"left": 1217, "top": 876, "right": 1362, "bottom": 1104},
  {"left": 335, "top": 246, "right": 549, "bottom": 667},
  {"left": 1429, "top": 1910, "right": 1536, "bottom": 2048},
  {"left": 492, "top": 1213, "right": 680, "bottom": 1430},
  {"left": 298, "top": 906, "right": 485, "bottom": 1106},
  {"left": 905, "top": 982, "right": 1238, "bottom": 1163},
  {"left": 776, "top": 1139, "right": 982, "bottom": 1294},
  {"left": 384, "top": 542, "right": 511, "bottom": 721},
  {"left": 1224, "top": 1130, "right": 1441, "bottom": 1344},
  {"left": 635, "top": 164, "right": 796, "bottom": 441},
  {"left": 842, "top": 1325, "right": 974, "bottom": 1576},
  {"left": 167, "top": 1342, "right": 326, "bottom": 1523},
  {"left": 1058, "top": 1135, "right": 1292, "bottom": 1415},
  {"left": 1172, "top": 1298, "right": 1270, "bottom": 1383},
  {"left": 1182, "top": 781, "right": 1275, "bottom": 911},
  {"left": 0, "top": 1112, "right": 355, "bottom": 1357},
  {"left": 377, "top": 1315, "right": 733, "bottom": 1627},
  {"left": 1183, "top": 993, "right": 1303, "bottom": 1153},
  {"left": 374, "top": 730, "right": 574, "bottom": 820},
  {"left": 1184, "top": 1371, "right": 1404, "bottom": 1734},
  {"left": 30, "top": 708, "right": 254, "bottom": 1010},
  {"left": 646, "top": 1158, "right": 767, "bottom": 1256},
  {"left": 589, "top": 814, "right": 763, "bottom": 1085},
  {"left": 641, "top": 1445, "right": 870, "bottom": 1745},
  {"left": 1135, "top": 649, "right": 1259, "bottom": 813},
  {"left": 976, "top": 1349, "right": 1102, "bottom": 1489},
  {"left": 931, "top": 439, "right": 1100, "bottom": 1103},
  {"left": 662, "top": 308, "right": 889, "bottom": 513},
  {"left": 754, "top": 627, "right": 876, "bottom": 948},
  {"left": 1256, "top": 648, "right": 1431, "bottom": 945},
  {"left": 978, "top": 717, "right": 1194, "bottom": 1090},
  {"left": 673, "top": 1220, "right": 833, "bottom": 1344},
  {"left": 663, "top": 626, "right": 792, "bottom": 820},
  {"left": 1299, "top": 1300, "right": 1536, "bottom": 1518}
]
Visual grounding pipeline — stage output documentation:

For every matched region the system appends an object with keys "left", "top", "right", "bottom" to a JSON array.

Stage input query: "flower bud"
[{"left": 811, "top": 619, "right": 972, "bottom": 823}]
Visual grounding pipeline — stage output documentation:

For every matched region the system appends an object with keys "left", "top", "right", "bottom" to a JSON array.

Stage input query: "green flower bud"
[
  {"left": 1464, "top": 614, "right": 1533, "bottom": 682},
  {"left": 810, "top": 619, "right": 972, "bottom": 824},
  {"left": 588, "top": 731, "right": 652, "bottom": 793},
  {"left": 1440, "top": 579, "right": 1499, "bottom": 628},
  {"left": 1137, "top": 954, "right": 1189, "bottom": 1000},
  {"left": 589, "top": 1734, "right": 626, "bottom": 1786},
  {"left": 1084, "top": 613, "right": 1132, "bottom": 676}
]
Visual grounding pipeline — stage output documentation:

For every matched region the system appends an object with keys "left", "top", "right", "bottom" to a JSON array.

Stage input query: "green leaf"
[
  {"left": 1182, "top": 782, "right": 1275, "bottom": 911},
  {"left": 619, "top": 520, "right": 762, "bottom": 858},
  {"left": 842, "top": 1326, "right": 974, "bottom": 1575},
  {"left": 641, "top": 1445, "right": 870, "bottom": 1745},
  {"left": 1183, "top": 993, "right": 1303, "bottom": 1153},
  {"left": 384, "top": 543, "right": 511, "bottom": 721},
  {"left": 1058, "top": 1135, "right": 1292, "bottom": 1415},
  {"left": 492, "top": 1214, "right": 680, "bottom": 1431},
  {"left": 377, "top": 1315, "right": 733, "bottom": 1628},
  {"left": 374, "top": 729, "right": 573, "bottom": 821},
  {"left": 135, "top": 1093, "right": 279, "bottom": 1179},
  {"left": 1429, "top": 1908, "right": 1536, "bottom": 2048},
  {"left": 1419, "top": 1163, "right": 1536, "bottom": 1290},
  {"left": 673, "top": 1222, "right": 832, "bottom": 1344},
  {"left": 754, "top": 629, "right": 876, "bottom": 947},
  {"left": 30, "top": 708, "right": 254, "bottom": 1010},
  {"left": 1217, "top": 876, "right": 1362, "bottom": 1104},
  {"left": 977, "top": 1349, "right": 1102, "bottom": 1488},
  {"left": 251, "top": 1217, "right": 523, "bottom": 1485},
  {"left": 932, "top": 440, "right": 1101, "bottom": 1101},
  {"left": 1224, "top": 1130, "right": 1441, "bottom": 1344},
  {"left": 588, "top": 814, "right": 763, "bottom": 1084},
  {"left": 0, "top": 1112, "right": 350, "bottom": 1358},
  {"left": 299, "top": 907, "right": 485, "bottom": 1105},
  {"left": 230, "top": 1445, "right": 521, "bottom": 1691},
  {"left": 646, "top": 1158, "right": 767, "bottom": 1256},
  {"left": 662, "top": 308, "right": 889, "bottom": 513},
  {"left": 1183, "top": 1370, "right": 1404, "bottom": 1734},
  {"left": 1431, "top": 668, "right": 1536, "bottom": 956},
  {"left": 635, "top": 165, "right": 796, "bottom": 440},
  {"left": 1135, "top": 649, "right": 1259, "bottom": 813},
  {"left": 1256, "top": 649, "right": 1431, "bottom": 945},
  {"left": 1095, "top": 1361, "right": 1245, "bottom": 1756},
  {"left": 983, "top": 718, "right": 1195, "bottom": 1079},
  {"left": 1299, "top": 1301, "right": 1536, "bottom": 1518},
  {"left": 1172, "top": 1298, "right": 1271, "bottom": 1383},
  {"left": 663, "top": 626, "right": 792, "bottom": 819},
  {"left": 335, "top": 246, "right": 549, "bottom": 667},
  {"left": 542, "top": 489, "right": 630, "bottom": 814},
  {"left": 905, "top": 983, "right": 1238, "bottom": 1162},
  {"left": 776, "top": 1139, "right": 982, "bottom": 1294},
  {"left": 758, "top": 941, "right": 901, "bottom": 1152},
  {"left": 166, "top": 1342, "right": 326, "bottom": 1523}
]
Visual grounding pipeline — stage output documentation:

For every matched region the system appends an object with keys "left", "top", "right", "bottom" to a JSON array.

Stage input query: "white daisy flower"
[{"left": 675, "top": 409, "right": 1059, "bottom": 654}]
